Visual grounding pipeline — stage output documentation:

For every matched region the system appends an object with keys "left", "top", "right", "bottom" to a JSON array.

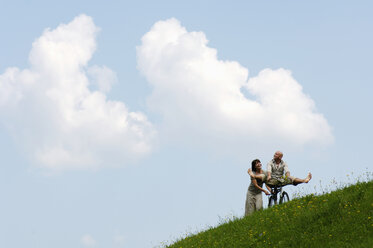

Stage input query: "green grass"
[{"left": 166, "top": 180, "right": 373, "bottom": 248}]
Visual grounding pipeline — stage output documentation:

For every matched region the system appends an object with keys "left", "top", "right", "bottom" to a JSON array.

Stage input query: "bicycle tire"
[
  {"left": 280, "top": 192, "right": 290, "bottom": 204},
  {"left": 268, "top": 196, "right": 276, "bottom": 207}
]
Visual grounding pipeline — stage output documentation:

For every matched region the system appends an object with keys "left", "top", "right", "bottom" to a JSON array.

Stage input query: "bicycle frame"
[{"left": 268, "top": 185, "right": 290, "bottom": 207}]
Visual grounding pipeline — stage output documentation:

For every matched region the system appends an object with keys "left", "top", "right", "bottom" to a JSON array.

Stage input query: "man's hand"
[{"left": 264, "top": 190, "right": 270, "bottom": 195}]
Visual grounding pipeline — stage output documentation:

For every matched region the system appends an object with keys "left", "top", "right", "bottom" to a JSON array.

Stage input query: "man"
[{"left": 266, "top": 151, "right": 312, "bottom": 187}]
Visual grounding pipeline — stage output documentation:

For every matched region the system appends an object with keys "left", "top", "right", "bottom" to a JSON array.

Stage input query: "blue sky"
[{"left": 0, "top": 1, "right": 372, "bottom": 247}]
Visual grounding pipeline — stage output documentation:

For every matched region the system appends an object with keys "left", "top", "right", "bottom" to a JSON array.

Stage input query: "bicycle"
[{"left": 268, "top": 185, "right": 290, "bottom": 207}]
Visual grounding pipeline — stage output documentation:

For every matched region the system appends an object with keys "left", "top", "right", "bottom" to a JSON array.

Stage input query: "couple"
[{"left": 244, "top": 151, "right": 312, "bottom": 216}]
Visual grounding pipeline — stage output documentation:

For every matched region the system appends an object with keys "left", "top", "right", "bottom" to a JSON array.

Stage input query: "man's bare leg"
[{"left": 293, "top": 172, "right": 312, "bottom": 184}]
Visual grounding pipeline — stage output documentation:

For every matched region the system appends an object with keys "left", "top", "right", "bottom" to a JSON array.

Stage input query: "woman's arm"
[
  {"left": 251, "top": 178, "right": 270, "bottom": 195},
  {"left": 248, "top": 169, "right": 265, "bottom": 180},
  {"left": 265, "top": 184, "right": 273, "bottom": 194}
]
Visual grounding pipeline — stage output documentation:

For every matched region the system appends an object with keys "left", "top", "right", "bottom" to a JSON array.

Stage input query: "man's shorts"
[{"left": 266, "top": 175, "right": 296, "bottom": 187}]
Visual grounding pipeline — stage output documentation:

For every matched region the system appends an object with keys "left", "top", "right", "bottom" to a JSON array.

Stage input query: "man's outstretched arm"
[
  {"left": 267, "top": 171, "right": 272, "bottom": 181},
  {"left": 284, "top": 162, "right": 290, "bottom": 177},
  {"left": 267, "top": 163, "right": 272, "bottom": 181}
]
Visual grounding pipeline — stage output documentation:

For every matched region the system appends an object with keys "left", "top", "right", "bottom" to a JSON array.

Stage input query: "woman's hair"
[{"left": 251, "top": 159, "right": 261, "bottom": 172}]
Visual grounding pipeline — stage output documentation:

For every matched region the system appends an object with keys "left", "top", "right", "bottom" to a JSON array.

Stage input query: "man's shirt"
[{"left": 267, "top": 159, "right": 289, "bottom": 179}]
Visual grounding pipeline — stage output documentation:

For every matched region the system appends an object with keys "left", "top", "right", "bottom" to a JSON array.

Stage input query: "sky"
[{"left": 0, "top": 0, "right": 372, "bottom": 247}]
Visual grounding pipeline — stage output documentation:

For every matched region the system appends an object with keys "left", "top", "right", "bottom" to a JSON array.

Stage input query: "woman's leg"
[
  {"left": 245, "top": 190, "right": 256, "bottom": 216},
  {"left": 255, "top": 192, "right": 263, "bottom": 211}
]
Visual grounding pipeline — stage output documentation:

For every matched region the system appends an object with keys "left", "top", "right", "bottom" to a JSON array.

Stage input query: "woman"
[{"left": 244, "top": 159, "right": 271, "bottom": 216}]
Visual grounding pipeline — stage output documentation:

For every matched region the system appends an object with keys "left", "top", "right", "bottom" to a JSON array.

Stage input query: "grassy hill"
[{"left": 166, "top": 180, "right": 373, "bottom": 248}]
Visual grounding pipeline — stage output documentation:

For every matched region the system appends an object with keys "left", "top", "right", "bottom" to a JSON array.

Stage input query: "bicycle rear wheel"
[
  {"left": 268, "top": 196, "right": 276, "bottom": 207},
  {"left": 280, "top": 192, "right": 290, "bottom": 204}
]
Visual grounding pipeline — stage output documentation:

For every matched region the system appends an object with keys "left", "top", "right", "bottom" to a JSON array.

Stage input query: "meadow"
[{"left": 164, "top": 179, "right": 373, "bottom": 248}]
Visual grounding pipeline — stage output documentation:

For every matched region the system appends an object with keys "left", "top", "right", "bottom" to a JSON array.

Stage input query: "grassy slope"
[{"left": 166, "top": 181, "right": 373, "bottom": 248}]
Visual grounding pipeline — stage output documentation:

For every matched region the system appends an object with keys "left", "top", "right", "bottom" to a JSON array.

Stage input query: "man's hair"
[
  {"left": 251, "top": 159, "right": 261, "bottom": 172},
  {"left": 276, "top": 151, "right": 283, "bottom": 157}
]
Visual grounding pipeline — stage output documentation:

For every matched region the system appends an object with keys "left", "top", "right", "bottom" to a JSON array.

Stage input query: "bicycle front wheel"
[
  {"left": 280, "top": 192, "right": 290, "bottom": 204},
  {"left": 268, "top": 196, "right": 276, "bottom": 207}
]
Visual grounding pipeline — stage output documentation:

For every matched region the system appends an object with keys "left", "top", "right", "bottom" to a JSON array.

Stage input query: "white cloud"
[
  {"left": 87, "top": 65, "right": 118, "bottom": 93},
  {"left": 81, "top": 234, "right": 97, "bottom": 247},
  {"left": 0, "top": 14, "right": 156, "bottom": 171},
  {"left": 137, "top": 18, "right": 333, "bottom": 151}
]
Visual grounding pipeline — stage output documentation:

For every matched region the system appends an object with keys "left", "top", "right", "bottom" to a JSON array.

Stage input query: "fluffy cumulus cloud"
[
  {"left": 137, "top": 18, "right": 333, "bottom": 150},
  {"left": 0, "top": 15, "right": 156, "bottom": 171}
]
